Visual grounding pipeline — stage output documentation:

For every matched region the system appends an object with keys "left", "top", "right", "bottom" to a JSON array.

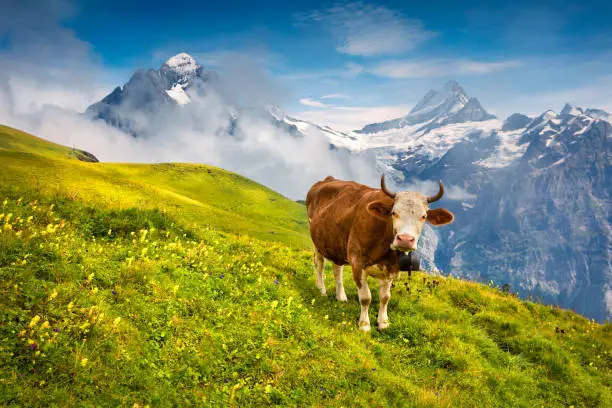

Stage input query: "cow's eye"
[
  {"left": 391, "top": 211, "right": 398, "bottom": 217},
  {"left": 421, "top": 214, "right": 427, "bottom": 220}
]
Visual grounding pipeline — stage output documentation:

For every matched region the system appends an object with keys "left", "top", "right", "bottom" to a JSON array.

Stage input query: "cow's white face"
[
  {"left": 367, "top": 176, "right": 455, "bottom": 252},
  {"left": 390, "top": 192, "right": 428, "bottom": 251},
  {"left": 387, "top": 192, "right": 455, "bottom": 252}
]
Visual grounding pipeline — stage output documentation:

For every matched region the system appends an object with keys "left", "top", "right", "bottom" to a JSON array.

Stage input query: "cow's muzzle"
[{"left": 392, "top": 234, "right": 417, "bottom": 251}]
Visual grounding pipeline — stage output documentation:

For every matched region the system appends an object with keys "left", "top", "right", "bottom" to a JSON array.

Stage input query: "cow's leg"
[
  {"left": 352, "top": 265, "right": 371, "bottom": 332},
  {"left": 332, "top": 264, "right": 347, "bottom": 302},
  {"left": 313, "top": 249, "right": 327, "bottom": 296},
  {"left": 377, "top": 279, "right": 393, "bottom": 330}
]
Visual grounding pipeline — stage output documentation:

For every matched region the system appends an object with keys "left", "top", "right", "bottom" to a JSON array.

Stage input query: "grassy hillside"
[
  {"left": 0, "top": 125, "right": 309, "bottom": 249},
  {"left": 0, "top": 125, "right": 610, "bottom": 407}
]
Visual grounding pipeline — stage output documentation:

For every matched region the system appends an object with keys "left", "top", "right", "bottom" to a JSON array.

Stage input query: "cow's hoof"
[
  {"left": 336, "top": 293, "right": 348, "bottom": 302},
  {"left": 377, "top": 321, "right": 389, "bottom": 330},
  {"left": 358, "top": 322, "right": 371, "bottom": 332}
]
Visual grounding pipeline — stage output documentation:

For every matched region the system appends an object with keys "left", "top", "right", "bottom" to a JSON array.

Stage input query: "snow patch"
[
  {"left": 337, "top": 119, "right": 500, "bottom": 157},
  {"left": 166, "top": 84, "right": 191, "bottom": 105},
  {"left": 476, "top": 129, "right": 527, "bottom": 168}
]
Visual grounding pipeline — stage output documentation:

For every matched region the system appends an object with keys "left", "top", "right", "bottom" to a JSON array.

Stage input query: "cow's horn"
[
  {"left": 381, "top": 174, "right": 396, "bottom": 198},
  {"left": 427, "top": 180, "right": 444, "bottom": 203}
]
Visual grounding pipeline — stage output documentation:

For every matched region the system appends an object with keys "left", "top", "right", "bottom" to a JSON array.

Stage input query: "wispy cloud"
[
  {"left": 293, "top": 104, "right": 413, "bottom": 131},
  {"left": 345, "top": 61, "right": 365, "bottom": 76},
  {"left": 371, "top": 59, "right": 523, "bottom": 79},
  {"left": 0, "top": 0, "right": 117, "bottom": 113},
  {"left": 281, "top": 62, "right": 363, "bottom": 82},
  {"left": 296, "top": 2, "right": 435, "bottom": 57},
  {"left": 321, "top": 93, "right": 350, "bottom": 100},
  {"left": 299, "top": 98, "right": 332, "bottom": 108},
  {"left": 488, "top": 74, "right": 612, "bottom": 118}
]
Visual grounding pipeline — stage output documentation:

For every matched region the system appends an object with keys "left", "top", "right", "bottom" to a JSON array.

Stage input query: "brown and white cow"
[{"left": 306, "top": 175, "right": 454, "bottom": 331}]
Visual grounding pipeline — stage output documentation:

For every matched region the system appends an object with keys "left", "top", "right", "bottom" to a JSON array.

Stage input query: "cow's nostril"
[{"left": 396, "top": 235, "right": 416, "bottom": 245}]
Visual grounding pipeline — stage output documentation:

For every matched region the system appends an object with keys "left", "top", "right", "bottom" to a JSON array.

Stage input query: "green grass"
[
  {"left": 0, "top": 125, "right": 610, "bottom": 407},
  {"left": 0, "top": 125, "right": 309, "bottom": 249}
]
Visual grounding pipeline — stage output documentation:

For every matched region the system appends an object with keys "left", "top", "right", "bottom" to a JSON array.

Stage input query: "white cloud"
[
  {"left": 293, "top": 104, "right": 413, "bottom": 131},
  {"left": 345, "top": 62, "right": 365, "bottom": 77},
  {"left": 321, "top": 93, "right": 350, "bottom": 100},
  {"left": 299, "top": 98, "right": 332, "bottom": 108},
  {"left": 0, "top": 0, "right": 118, "bottom": 113},
  {"left": 371, "top": 59, "right": 523, "bottom": 79},
  {"left": 7, "top": 75, "right": 110, "bottom": 113},
  {"left": 297, "top": 2, "right": 435, "bottom": 57}
]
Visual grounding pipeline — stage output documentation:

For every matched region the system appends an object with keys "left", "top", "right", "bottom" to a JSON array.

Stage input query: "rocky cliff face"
[
  {"left": 452, "top": 110, "right": 612, "bottom": 321},
  {"left": 410, "top": 104, "right": 612, "bottom": 321}
]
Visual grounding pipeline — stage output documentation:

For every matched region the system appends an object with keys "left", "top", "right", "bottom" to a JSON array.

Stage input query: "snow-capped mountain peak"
[
  {"left": 86, "top": 52, "right": 216, "bottom": 135},
  {"left": 162, "top": 53, "right": 199, "bottom": 76},
  {"left": 158, "top": 53, "right": 209, "bottom": 107},
  {"left": 158, "top": 53, "right": 209, "bottom": 103},
  {"left": 410, "top": 80, "right": 469, "bottom": 114},
  {"left": 560, "top": 103, "right": 584, "bottom": 118},
  {"left": 357, "top": 80, "right": 494, "bottom": 134}
]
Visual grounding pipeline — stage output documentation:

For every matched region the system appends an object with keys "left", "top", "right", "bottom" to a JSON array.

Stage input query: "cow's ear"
[
  {"left": 427, "top": 208, "right": 454, "bottom": 225},
  {"left": 367, "top": 200, "right": 393, "bottom": 220}
]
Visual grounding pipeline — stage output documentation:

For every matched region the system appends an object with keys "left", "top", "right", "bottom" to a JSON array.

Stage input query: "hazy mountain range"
[{"left": 86, "top": 53, "right": 612, "bottom": 322}]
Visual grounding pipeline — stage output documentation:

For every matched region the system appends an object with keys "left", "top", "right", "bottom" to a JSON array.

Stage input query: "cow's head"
[{"left": 368, "top": 175, "right": 455, "bottom": 252}]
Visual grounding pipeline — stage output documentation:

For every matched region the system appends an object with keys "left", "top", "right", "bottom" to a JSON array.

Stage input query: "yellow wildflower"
[
  {"left": 48, "top": 289, "right": 58, "bottom": 301},
  {"left": 29, "top": 315, "right": 41, "bottom": 328}
]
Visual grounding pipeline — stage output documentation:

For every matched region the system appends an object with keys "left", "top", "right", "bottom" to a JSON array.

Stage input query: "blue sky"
[{"left": 3, "top": 0, "right": 612, "bottom": 130}]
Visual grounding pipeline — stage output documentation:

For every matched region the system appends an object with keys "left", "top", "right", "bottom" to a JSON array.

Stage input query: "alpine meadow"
[
  {"left": 0, "top": 125, "right": 610, "bottom": 407},
  {"left": 3, "top": 0, "right": 612, "bottom": 406}
]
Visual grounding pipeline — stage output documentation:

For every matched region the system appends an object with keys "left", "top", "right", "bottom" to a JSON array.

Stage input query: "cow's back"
[{"left": 306, "top": 176, "right": 373, "bottom": 265}]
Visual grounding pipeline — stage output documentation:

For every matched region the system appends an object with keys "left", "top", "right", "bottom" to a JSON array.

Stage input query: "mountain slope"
[
  {"left": 0, "top": 125, "right": 309, "bottom": 248},
  {"left": 0, "top": 125, "right": 610, "bottom": 407},
  {"left": 449, "top": 107, "right": 612, "bottom": 322},
  {"left": 324, "top": 81, "right": 501, "bottom": 180}
]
